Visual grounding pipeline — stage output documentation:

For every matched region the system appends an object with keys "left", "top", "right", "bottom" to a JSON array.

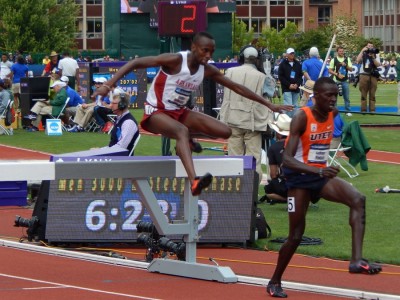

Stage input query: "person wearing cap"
[
  {"left": 58, "top": 50, "right": 80, "bottom": 90},
  {"left": 262, "top": 114, "right": 291, "bottom": 204},
  {"left": 24, "top": 80, "right": 68, "bottom": 132},
  {"left": 220, "top": 45, "right": 274, "bottom": 183},
  {"left": 93, "top": 32, "right": 293, "bottom": 197},
  {"left": 278, "top": 47, "right": 302, "bottom": 117},
  {"left": 266, "top": 77, "right": 381, "bottom": 298},
  {"left": 60, "top": 76, "right": 84, "bottom": 126},
  {"left": 41, "top": 51, "right": 60, "bottom": 77},
  {"left": 329, "top": 46, "right": 353, "bottom": 116},
  {"left": 302, "top": 46, "right": 329, "bottom": 81},
  {"left": 298, "top": 79, "right": 315, "bottom": 107},
  {"left": 68, "top": 77, "right": 110, "bottom": 132}
]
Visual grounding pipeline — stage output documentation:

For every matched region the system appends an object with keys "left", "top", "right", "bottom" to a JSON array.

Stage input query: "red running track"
[{"left": 0, "top": 144, "right": 400, "bottom": 299}]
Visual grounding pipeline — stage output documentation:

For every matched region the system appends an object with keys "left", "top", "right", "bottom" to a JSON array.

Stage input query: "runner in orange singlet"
[{"left": 266, "top": 77, "right": 382, "bottom": 298}]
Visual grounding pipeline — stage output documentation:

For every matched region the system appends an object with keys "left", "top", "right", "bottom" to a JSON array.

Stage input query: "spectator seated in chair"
[
  {"left": 60, "top": 76, "right": 84, "bottom": 128},
  {"left": 68, "top": 77, "right": 109, "bottom": 132},
  {"left": 101, "top": 92, "right": 139, "bottom": 154},
  {"left": 0, "top": 79, "right": 12, "bottom": 115},
  {"left": 262, "top": 114, "right": 291, "bottom": 204},
  {"left": 93, "top": 99, "right": 114, "bottom": 132},
  {"left": 24, "top": 80, "right": 68, "bottom": 132}
]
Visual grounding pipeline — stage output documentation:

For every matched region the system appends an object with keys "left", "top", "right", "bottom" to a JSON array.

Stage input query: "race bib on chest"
[
  {"left": 168, "top": 87, "right": 192, "bottom": 107},
  {"left": 308, "top": 144, "right": 329, "bottom": 164}
]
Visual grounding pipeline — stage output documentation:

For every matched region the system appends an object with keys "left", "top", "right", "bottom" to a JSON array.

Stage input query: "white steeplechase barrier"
[{"left": 0, "top": 157, "right": 244, "bottom": 283}]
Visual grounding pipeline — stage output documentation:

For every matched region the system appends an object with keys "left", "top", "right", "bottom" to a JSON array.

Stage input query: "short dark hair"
[
  {"left": 193, "top": 32, "right": 214, "bottom": 44},
  {"left": 17, "top": 55, "right": 25, "bottom": 64},
  {"left": 314, "top": 77, "right": 336, "bottom": 93}
]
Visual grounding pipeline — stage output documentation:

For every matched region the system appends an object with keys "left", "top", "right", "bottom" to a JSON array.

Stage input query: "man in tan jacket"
[{"left": 220, "top": 46, "right": 273, "bottom": 182}]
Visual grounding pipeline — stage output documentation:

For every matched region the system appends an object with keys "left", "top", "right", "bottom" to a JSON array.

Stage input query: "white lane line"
[
  {"left": 23, "top": 286, "right": 67, "bottom": 290},
  {"left": 0, "top": 273, "right": 162, "bottom": 300},
  {"left": 369, "top": 158, "right": 400, "bottom": 165}
]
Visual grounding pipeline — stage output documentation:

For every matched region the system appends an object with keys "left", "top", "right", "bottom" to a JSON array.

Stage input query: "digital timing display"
[
  {"left": 158, "top": 1, "right": 207, "bottom": 36},
  {"left": 45, "top": 170, "right": 256, "bottom": 244},
  {"left": 96, "top": 62, "right": 148, "bottom": 109}
]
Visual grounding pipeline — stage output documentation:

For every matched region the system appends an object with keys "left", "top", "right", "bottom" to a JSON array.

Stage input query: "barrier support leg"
[{"left": 135, "top": 178, "right": 237, "bottom": 283}]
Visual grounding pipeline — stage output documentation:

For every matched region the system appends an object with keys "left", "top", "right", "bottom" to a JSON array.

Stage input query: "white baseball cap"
[
  {"left": 94, "top": 77, "right": 107, "bottom": 83},
  {"left": 60, "top": 76, "right": 69, "bottom": 83},
  {"left": 243, "top": 47, "right": 259, "bottom": 58},
  {"left": 286, "top": 48, "right": 295, "bottom": 54},
  {"left": 50, "top": 80, "right": 67, "bottom": 88}
]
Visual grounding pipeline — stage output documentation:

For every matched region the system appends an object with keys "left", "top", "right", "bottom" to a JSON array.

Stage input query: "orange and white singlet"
[
  {"left": 145, "top": 51, "right": 204, "bottom": 112},
  {"left": 291, "top": 106, "right": 334, "bottom": 168}
]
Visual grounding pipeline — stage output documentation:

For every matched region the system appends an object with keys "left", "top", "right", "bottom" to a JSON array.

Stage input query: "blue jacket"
[
  {"left": 302, "top": 57, "right": 329, "bottom": 80},
  {"left": 66, "top": 86, "right": 83, "bottom": 107}
]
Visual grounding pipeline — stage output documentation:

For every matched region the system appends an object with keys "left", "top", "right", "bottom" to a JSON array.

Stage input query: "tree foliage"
[
  {"left": 333, "top": 14, "right": 360, "bottom": 53},
  {"left": 296, "top": 26, "right": 334, "bottom": 55},
  {"left": 257, "top": 26, "right": 285, "bottom": 54},
  {"left": 0, "top": 0, "right": 79, "bottom": 53},
  {"left": 232, "top": 15, "right": 383, "bottom": 58},
  {"left": 232, "top": 17, "right": 254, "bottom": 54}
]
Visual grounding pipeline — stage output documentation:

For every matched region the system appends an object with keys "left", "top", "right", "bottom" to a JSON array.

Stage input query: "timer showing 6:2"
[{"left": 85, "top": 199, "right": 210, "bottom": 232}]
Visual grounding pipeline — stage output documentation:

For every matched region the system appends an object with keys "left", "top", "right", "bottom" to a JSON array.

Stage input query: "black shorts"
[
  {"left": 285, "top": 172, "right": 328, "bottom": 204},
  {"left": 264, "top": 177, "right": 288, "bottom": 198}
]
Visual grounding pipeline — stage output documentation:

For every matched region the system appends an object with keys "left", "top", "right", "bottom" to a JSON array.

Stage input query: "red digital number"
[{"left": 181, "top": 5, "right": 196, "bottom": 33}]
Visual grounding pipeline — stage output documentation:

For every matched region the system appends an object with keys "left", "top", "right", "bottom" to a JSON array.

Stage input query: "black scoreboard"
[
  {"left": 41, "top": 156, "right": 257, "bottom": 244},
  {"left": 158, "top": 1, "right": 207, "bottom": 36}
]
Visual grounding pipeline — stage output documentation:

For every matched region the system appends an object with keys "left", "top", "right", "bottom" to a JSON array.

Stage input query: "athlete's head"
[
  {"left": 191, "top": 32, "right": 215, "bottom": 65},
  {"left": 313, "top": 77, "right": 338, "bottom": 112}
]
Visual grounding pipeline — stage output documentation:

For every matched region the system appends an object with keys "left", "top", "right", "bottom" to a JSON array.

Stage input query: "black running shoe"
[
  {"left": 266, "top": 282, "right": 287, "bottom": 298},
  {"left": 349, "top": 259, "right": 382, "bottom": 274},
  {"left": 191, "top": 173, "right": 213, "bottom": 196},
  {"left": 189, "top": 139, "right": 203, "bottom": 153}
]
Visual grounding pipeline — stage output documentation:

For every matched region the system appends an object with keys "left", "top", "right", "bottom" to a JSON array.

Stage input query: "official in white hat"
[
  {"left": 220, "top": 44, "right": 274, "bottom": 184},
  {"left": 262, "top": 113, "right": 292, "bottom": 204},
  {"left": 269, "top": 113, "right": 292, "bottom": 137},
  {"left": 278, "top": 46, "right": 302, "bottom": 117}
]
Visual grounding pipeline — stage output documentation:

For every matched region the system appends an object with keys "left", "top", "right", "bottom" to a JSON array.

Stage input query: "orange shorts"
[{"left": 140, "top": 104, "right": 191, "bottom": 133}]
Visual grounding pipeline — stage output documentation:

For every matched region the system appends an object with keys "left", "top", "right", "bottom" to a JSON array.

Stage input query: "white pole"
[{"left": 319, "top": 33, "right": 337, "bottom": 78}]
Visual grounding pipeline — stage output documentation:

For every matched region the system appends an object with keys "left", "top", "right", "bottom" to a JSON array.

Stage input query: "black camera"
[
  {"left": 136, "top": 220, "right": 160, "bottom": 240},
  {"left": 137, "top": 232, "right": 160, "bottom": 262},
  {"left": 336, "top": 82, "right": 343, "bottom": 96},
  {"left": 365, "top": 48, "right": 379, "bottom": 55},
  {"left": 158, "top": 237, "right": 186, "bottom": 261},
  {"left": 137, "top": 232, "right": 157, "bottom": 248},
  {"left": 14, "top": 215, "right": 40, "bottom": 242},
  {"left": 353, "top": 75, "right": 360, "bottom": 88}
]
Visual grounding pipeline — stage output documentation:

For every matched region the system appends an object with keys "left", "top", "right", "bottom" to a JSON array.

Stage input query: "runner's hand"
[{"left": 270, "top": 104, "right": 294, "bottom": 113}]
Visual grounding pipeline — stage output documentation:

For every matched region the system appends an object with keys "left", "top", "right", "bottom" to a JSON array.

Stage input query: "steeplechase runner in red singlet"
[{"left": 93, "top": 32, "right": 293, "bottom": 196}]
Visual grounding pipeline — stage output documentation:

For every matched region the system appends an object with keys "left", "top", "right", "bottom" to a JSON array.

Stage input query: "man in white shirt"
[
  {"left": 0, "top": 53, "right": 13, "bottom": 80},
  {"left": 58, "top": 50, "right": 80, "bottom": 91}
]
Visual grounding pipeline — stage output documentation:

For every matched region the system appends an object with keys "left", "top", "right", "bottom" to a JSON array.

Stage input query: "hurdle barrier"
[{"left": 0, "top": 157, "right": 244, "bottom": 283}]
